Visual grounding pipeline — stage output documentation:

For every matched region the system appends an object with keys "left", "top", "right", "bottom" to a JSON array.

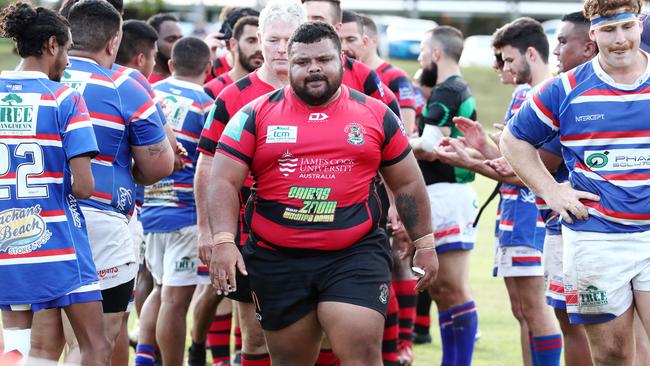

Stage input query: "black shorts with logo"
[{"left": 242, "top": 228, "right": 393, "bottom": 331}]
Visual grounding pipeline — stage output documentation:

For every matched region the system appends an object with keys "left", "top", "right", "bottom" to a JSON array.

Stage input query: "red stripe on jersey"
[
  {"left": 0, "top": 172, "right": 16, "bottom": 178},
  {"left": 174, "top": 183, "right": 192, "bottom": 188},
  {"left": 175, "top": 129, "right": 200, "bottom": 139},
  {"left": 41, "top": 210, "right": 65, "bottom": 217},
  {"left": 601, "top": 172, "right": 650, "bottom": 180},
  {"left": 90, "top": 74, "right": 112, "bottom": 83},
  {"left": 561, "top": 130, "right": 650, "bottom": 141},
  {"left": 0, "top": 134, "right": 61, "bottom": 142},
  {"left": 567, "top": 70, "right": 577, "bottom": 89},
  {"left": 582, "top": 200, "right": 650, "bottom": 220},
  {"left": 512, "top": 256, "right": 541, "bottom": 263},
  {"left": 500, "top": 188, "right": 519, "bottom": 195},
  {"left": 89, "top": 111, "right": 124, "bottom": 124},
  {"left": 434, "top": 226, "right": 460, "bottom": 239},
  {"left": 94, "top": 155, "right": 115, "bottom": 163},
  {"left": 93, "top": 191, "right": 112, "bottom": 200},
  {"left": 35, "top": 172, "right": 64, "bottom": 179},
  {"left": 532, "top": 93, "right": 559, "bottom": 127},
  {"left": 0, "top": 247, "right": 75, "bottom": 259},
  {"left": 67, "top": 115, "right": 89, "bottom": 125},
  {"left": 582, "top": 86, "right": 650, "bottom": 96},
  {"left": 128, "top": 99, "right": 155, "bottom": 123},
  {"left": 500, "top": 220, "right": 514, "bottom": 226}
]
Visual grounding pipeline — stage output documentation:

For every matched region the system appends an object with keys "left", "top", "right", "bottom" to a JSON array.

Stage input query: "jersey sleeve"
[
  {"left": 508, "top": 79, "right": 562, "bottom": 148},
  {"left": 198, "top": 96, "right": 229, "bottom": 156},
  {"left": 540, "top": 135, "right": 562, "bottom": 157},
  {"left": 121, "top": 80, "right": 166, "bottom": 146},
  {"left": 390, "top": 75, "right": 417, "bottom": 110},
  {"left": 380, "top": 107, "right": 412, "bottom": 166},
  {"left": 59, "top": 90, "right": 99, "bottom": 159},
  {"left": 363, "top": 69, "right": 402, "bottom": 118},
  {"left": 421, "top": 86, "right": 459, "bottom": 128},
  {"left": 215, "top": 104, "right": 257, "bottom": 167}
]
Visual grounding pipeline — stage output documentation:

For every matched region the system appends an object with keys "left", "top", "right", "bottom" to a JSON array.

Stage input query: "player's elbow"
[{"left": 72, "top": 176, "right": 94, "bottom": 200}]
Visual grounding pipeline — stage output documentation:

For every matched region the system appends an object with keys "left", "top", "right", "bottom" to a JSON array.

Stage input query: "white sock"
[{"left": 2, "top": 328, "right": 31, "bottom": 360}]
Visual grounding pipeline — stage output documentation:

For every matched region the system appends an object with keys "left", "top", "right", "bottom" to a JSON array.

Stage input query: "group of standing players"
[{"left": 1, "top": 0, "right": 650, "bottom": 366}]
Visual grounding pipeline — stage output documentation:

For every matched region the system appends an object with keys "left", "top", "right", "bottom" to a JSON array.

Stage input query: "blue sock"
[
  {"left": 533, "top": 334, "right": 562, "bottom": 366},
  {"left": 439, "top": 309, "right": 455, "bottom": 366},
  {"left": 528, "top": 332, "right": 539, "bottom": 366},
  {"left": 135, "top": 344, "right": 156, "bottom": 366},
  {"left": 450, "top": 301, "right": 478, "bottom": 366}
]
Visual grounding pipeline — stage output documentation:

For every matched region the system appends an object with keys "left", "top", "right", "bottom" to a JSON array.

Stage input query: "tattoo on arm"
[
  {"left": 395, "top": 193, "right": 418, "bottom": 231},
  {"left": 147, "top": 140, "right": 169, "bottom": 158}
]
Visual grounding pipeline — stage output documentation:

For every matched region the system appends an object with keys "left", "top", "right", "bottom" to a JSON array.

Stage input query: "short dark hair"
[
  {"left": 341, "top": 10, "right": 362, "bottom": 33},
  {"left": 492, "top": 17, "right": 549, "bottom": 64},
  {"left": 68, "top": 0, "right": 121, "bottom": 53},
  {"left": 289, "top": 21, "right": 341, "bottom": 55},
  {"left": 219, "top": 7, "right": 259, "bottom": 41},
  {"left": 359, "top": 13, "right": 377, "bottom": 37},
  {"left": 116, "top": 20, "right": 158, "bottom": 65},
  {"left": 562, "top": 11, "right": 590, "bottom": 24},
  {"left": 171, "top": 37, "right": 210, "bottom": 77},
  {"left": 147, "top": 13, "right": 179, "bottom": 33},
  {"left": 430, "top": 26, "right": 464, "bottom": 63},
  {"left": 232, "top": 16, "right": 259, "bottom": 41},
  {"left": 59, "top": 0, "right": 124, "bottom": 18},
  {"left": 0, "top": 2, "right": 70, "bottom": 58},
  {"left": 300, "top": 0, "right": 341, "bottom": 23}
]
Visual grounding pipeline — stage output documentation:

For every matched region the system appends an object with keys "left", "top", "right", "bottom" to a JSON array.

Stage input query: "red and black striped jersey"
[
  {"left": 376, "top": 61, "right": 416, "bottom": 110},
  {"left": 342, "top": 55, "right": 401, "bottom": 119},
  {"left": 203, "top": 73, "right": 234, "bottom": 100},
  {"left": 204, "top": 54, "right": 232, "bottom": 84},
  {"left": 216, "top": 85, "right": 411, "bottom": 250}
]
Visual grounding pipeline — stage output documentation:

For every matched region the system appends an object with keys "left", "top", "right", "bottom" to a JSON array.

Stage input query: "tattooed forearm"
[
  {"left": 147, "top": 140, "right": 170, "bottom": 157},
  {"left": 395, "top": 193, "right": 419, "bottom": 232}
]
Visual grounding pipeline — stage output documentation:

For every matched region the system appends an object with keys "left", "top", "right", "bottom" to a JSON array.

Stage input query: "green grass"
[{"left": 0, "top": 40, "right": 18, "bottom": 70}]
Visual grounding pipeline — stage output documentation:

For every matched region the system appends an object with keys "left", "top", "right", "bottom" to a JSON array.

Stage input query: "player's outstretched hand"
[
  {"left": 453, "top": 116, "right": 487, "bottom": 152},
  {"left": 210, "top": 243, "right": 247, "bottom": 296},
  {"left": 436, "top": 138, "right": 473, "bottom": 168},
  {"left": 413, "top": 247, "right": 438, "bottom": 292},
  {"left": 542, "top": 182, "right": 600, "bottom": 224},
  {"left": 485, "top": 156, "right": 516, "bottom": 177}
]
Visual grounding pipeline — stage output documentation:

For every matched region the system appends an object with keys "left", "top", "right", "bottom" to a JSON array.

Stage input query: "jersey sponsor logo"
[
  {"left": 0, "top": 93, "right": 39, "bottom": 136},
  {"left": 283, "top": 186, "right": 337, "bottom": 223},
  {"left": 575, "top": 114, "right": 605, "bottom": 122},
  {"left": 67, "top": 194, "right": 82, "bottom": 228},
  {"left": 398, "top": 81, "right": 414, "bottom": 100},
  {"left": 61, "top": 70, "right": 91, "bottom": 91},
  {"left": 116, "top": 187, "right": 133, "bottom": 213},
  {"left": 0, "top": 205, "right": 52, "bottom": 255},
  {"left": 175, "top": 256, "right": 196, "bottom": 272},
  {"left": 519, "top": 189, "right": 536, "bottom": 204},
  {"left": 344, "top": 123, "right": 366, "bottom": 145},
  {"left": 223, "top": 110, "right": 248, "bottom": 142},
  {"left": 98, "top": 266, "right": 119, "bottom": 279},
  {"left": 298, "top": 157, "right": 354, "bottom": 180},
  {"left": 144, "top": 180, "right": 178, "bottom": 203},
  {"left": 379, "top": 283, "right": 389, "bottom": 304},
  {"left": 308, "top": 112, "right": 328, "bottom": 122},
  {"left": 278, "top": 151, "right": 298, "bottom": 177},
  {"left": 160, "top": 95, "right": 190, "bottom": 130},
  {"left": 266, "top": 125, "right": 297, "bottom": 144},
  {"left": 578, "top": 286, "right": 607, "bottom": 307},
  {"left": 585, "top": 149, "right": 650, "bottom": 170}
]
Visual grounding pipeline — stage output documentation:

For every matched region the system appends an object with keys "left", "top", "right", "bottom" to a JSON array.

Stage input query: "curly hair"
[{"left": 583, "top": 0, "right": 643, "bottom": 19}]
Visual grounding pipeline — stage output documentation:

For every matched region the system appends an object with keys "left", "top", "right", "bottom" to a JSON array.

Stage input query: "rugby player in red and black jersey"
[
  {"left": 209, "top": 21, "right": 437, "bottom": 366},
  {"left": 203, "top": 16, "right": 263, "bottom": 99},
  {"left": 196, "top": 2, "right": 307, "bottom": 365}
]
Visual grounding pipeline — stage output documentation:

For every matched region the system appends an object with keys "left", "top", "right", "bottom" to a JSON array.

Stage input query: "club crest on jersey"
[
  {"left": 379, "top": 283, "right": 389, "bottom": 304},
  {"left": 0, "top": 205, "right": 52, "bottom": 255},
  {"left": 278, "top": 151, "right": 298, "bottom": 177},
  {"left": 344, "top": 123, "right": 365, "bottom": 145},
  {"left": 0, "top": 93, "right": 39, "bottom": 136}
]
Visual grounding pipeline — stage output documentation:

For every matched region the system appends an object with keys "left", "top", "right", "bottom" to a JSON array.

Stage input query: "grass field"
[{"left": 0, "top": 41, "right": 529, "bottom": 365}]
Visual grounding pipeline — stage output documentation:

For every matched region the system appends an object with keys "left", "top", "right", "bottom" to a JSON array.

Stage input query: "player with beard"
[
  {"left": 0, "top": 3, "right": 110, "bottom": 365},
  {"left": 147, "top": 13, "right": 183, "bottom": 84},
  {"left": 189, "top": 15, "right": 262, "bottom": 366},
  {"left": 204, "top": 16, "right": 263, "bottom": 99},
  {"left": 204, "top": 7, "right": 259, "bottom": 84},
  {"left": 501, "top": 0, "right": 650, "bottom": 363},
  {"left": 196, "top": 3, "right": 306, "bottom": 366},
  {"left": 208, "top": 20, "right": 438, "bottom": 366}
]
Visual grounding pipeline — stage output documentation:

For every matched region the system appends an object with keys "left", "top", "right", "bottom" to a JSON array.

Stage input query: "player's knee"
[
  {"left": 336, "top": 340, "right": 381, "bottom": 365},
  {"left": 30, "top": 337, "right": 65, "bottom": 360},
  {"left": 592, "top": 345, "right": 632, "bottom": 366},
  {"left": 244, "top": 330, "right": 267, "bottom": 353}
]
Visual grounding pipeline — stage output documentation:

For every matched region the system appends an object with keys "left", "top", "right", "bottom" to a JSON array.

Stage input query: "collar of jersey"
[
  {"left": 0, "top": 70, "right": 48, "bottom": 79},
  {"left": 165, "top": 77, "right": 205, "bottom": 92},
  {"left": 69, "top": 56, "right": 100, "bottom": 65},
  {"left": 591, "top": 51, "right": 650, "bottom": 90}
]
